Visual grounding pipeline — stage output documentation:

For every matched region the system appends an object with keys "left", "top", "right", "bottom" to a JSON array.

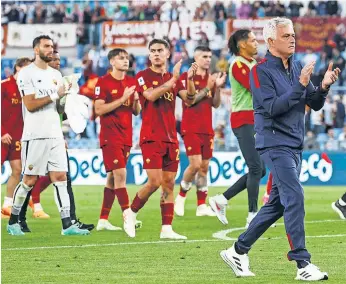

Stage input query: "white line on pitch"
[
  {"left": 212, "top": 219, "right": 346, "bottom": 241},
  {"left": 2, "top": 219, "right": 344, "bottom": 252}
]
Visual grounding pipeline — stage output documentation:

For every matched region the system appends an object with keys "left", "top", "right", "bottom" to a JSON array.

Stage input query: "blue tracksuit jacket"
[{"left": 250, "top": 52, "right": 328, "bottom": 150}]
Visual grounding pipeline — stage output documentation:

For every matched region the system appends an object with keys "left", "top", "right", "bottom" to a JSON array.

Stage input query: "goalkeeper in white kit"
[{"left": 7, "top": 35, "right": 89, "bottom": 236}]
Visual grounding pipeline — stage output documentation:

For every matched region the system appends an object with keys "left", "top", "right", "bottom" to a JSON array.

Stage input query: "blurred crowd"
[
  {"left": 2, "top": 0, "right": 346, "bottom": 151},
  {"left": 1, "top": 1, "right": 343, "bottom": 25}
]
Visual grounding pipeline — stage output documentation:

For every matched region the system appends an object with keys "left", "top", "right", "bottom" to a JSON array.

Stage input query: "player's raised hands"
[
  {"left": 122, "top": 86, "right": 136, "bottom": 102},
  {"left": 322, "top": 62, "right": 341, "bottom": 89},
  {"left": 187, "top": 62, "right": 199, "bottom": 79},
  {"left": 299, "top": 61, "right": 315, "bottom": 87},
  {"left": 207, "top": 73, "right": 218, "bottom": 89},
  {"left": 1, "top": 133, "right": 12, "bottom": 145},
  {"left": 173, "top": 59, "right": 183, "bottom": 80},
  {"left": 215, "top": 72, "right": 227, "bottom": 88},
  {"left": 57, "top": 84, "right": 71, "bottom": 98}
]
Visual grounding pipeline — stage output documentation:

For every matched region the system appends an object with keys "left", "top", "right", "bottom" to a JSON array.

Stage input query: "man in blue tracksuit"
[{"left": 220, "top": 18, "right": 341, "bottom": 281}]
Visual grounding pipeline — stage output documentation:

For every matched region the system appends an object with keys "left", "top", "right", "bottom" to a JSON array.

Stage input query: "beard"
[{"left": 39, "top": 51, "right": 52, "bottom": 62}]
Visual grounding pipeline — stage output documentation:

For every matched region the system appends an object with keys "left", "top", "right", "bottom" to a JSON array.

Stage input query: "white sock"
[
  {"left": 181, "top": 180, "right": 192, "bottom": 191},
  {"left": 3, "top": 197, "right": 13, "bottom": 208},
  {"left": 12, "top": 183, "right": 33, "bottom": 216},
  {"left": 339, "top": 198, "right": 346, "bottom": 206},
  {"left": 161, "top": 225, "right": 172, "bottom": 231},
  {"left": 34, "top": 203, "right": 43, "bottom": 212},
  {"left": 53, "top": 181, "right": 70, "bottom": 219}
]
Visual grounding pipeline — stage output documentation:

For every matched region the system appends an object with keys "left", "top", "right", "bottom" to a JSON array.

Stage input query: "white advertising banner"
[{"left": 7, "top": 23, "right": 77, "bottom": 47}]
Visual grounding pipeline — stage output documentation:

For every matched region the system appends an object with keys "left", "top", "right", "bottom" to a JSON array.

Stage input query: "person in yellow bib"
[{"left": 209, "top": 29, "right": 266, "bottom": 228}]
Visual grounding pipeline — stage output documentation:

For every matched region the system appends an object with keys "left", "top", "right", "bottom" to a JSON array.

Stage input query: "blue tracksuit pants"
[{"left": 236, "top": 146, "right": 311, "bottom": 266}]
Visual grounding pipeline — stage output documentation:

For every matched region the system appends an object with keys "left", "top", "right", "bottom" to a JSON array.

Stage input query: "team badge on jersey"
[
  {"left": 138, "top": 77, "right": 145, "bottom": 86},
  {"left": 95, "top": 86, "right": 100, "bottom": 96},
  {"left": 53, "top": 79, "right": 57, "bottom": 85},
  {"left": 111, "top": 89, "right": 118, "bottom": 94},
  {"left": 152, "top": 81, "right": 158, "bottom": 86}
]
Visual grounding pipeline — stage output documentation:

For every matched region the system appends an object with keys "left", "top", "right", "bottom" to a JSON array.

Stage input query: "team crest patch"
[
  {"left": 188, "top": 147, "right": 192, "bottom": 151},
  {"left": 111, "top": 89, "right": 118, "bottom": 94},
  {"left": 28, "top": 165, "right": 34, "bottom": 170},
  {"left": 53, "top": 79, "right": 57, "bottom": 85},
  {"left": 146, "top": 158, "right": 150, "bottom": 164},
  {"left": 143, "top": 85, "right": 148, "bottom": 91},
  {"left": 138, "top": 77, "right": 145, "bottom": 86},
  {"left": 113, "top": 159, "right": 119, "bottom": 164},
  {"left": 12, "top": 93, "right": 16, "bottom": 96},
  {"left": 152, "top": 81, "right": 158, "bottom": 86},
  {"left": 194, "top": 81, "right": 199, "bottom": 85},
  {"left": 242, "top": 69, "right": 247, "bottom": 75}
]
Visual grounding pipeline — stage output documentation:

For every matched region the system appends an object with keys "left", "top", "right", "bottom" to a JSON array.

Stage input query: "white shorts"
[{"left": 21, "top": 138, "right": 68, "bottom": 176}]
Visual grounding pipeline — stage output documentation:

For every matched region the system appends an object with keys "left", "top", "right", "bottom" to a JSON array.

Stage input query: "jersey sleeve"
[
  {"left": 1, "top": 83, "right": 9, "bottom": 135},
  {"left": 179, "top": 72, "right": 188, "bottom": 90},
  {"left": 231, "top": 61, "right": 251, "bottom": 91},
  {"left": 17, "top": 68, "right": 35, "bottom": 96},
  {"left": 135, "top": 72, "right": 150, "bottom": 94},
  {"left": 94, "top": 77, "right": 107, "bottom": 101},
  {"left": 174, "top": 76, "right": 186, "bottom": 94}
]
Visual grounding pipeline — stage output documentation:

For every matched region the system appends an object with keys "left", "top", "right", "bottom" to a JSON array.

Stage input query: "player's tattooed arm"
[
  {"left": 95, "top": 86, "right": 136, "bottom": 116},
  {"left": 212, "top": 72, "right": 227, "bottom": 108},
  {"left": 132, "top": 91, "right": 141, "bottom": 116}
]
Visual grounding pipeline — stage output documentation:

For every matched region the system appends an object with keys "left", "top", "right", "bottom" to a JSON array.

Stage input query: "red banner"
[
  {"left": 227, "top": 18, "right": 346, "bottom": 52},
  {"left": 294, "top": 17, "right": 346, "bottom": 52},
  {"left": 1, "top": 24, "right": 8, "bottom": 55}
]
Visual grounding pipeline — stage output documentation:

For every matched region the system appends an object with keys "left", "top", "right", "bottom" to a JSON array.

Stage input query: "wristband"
[
  {"left": 49, "top": 93, "right": 60, "bottom": 102},
  {"left": 187, "top": 94, "right": 195, "bottom": 100}
]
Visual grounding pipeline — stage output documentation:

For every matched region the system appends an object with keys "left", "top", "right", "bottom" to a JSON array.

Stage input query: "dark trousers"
[
  {"left": 236, "top": 146, "right": 311, "bottom": 266},
  {"left": 223, "top": 124, "right": 265, "bottom": 212}
]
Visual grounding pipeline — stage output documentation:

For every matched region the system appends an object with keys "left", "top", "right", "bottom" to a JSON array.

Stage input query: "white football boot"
[
  {"left": 220, "top": 243, "right": 255, "bottom": 277},
  {"left": 295, "top": 263, "right": 328, "bottom": 281},
  {"left": 160, "top": 225, "right": 187, "bottom": 240},
  {"left": 96, "top": 219, "right": 122, "bottom": 231},
  {"left": 174, "top": 194, "right": 186, "bottom": 216},
  {"left": 209, "top": 194, "right": 228, "bottom": 225},
  {"left": 123, "top": 208, "right": 136, "bottom": 238},
  {"left": 196, "top": 204, "right": 216, "bottom": 216}
]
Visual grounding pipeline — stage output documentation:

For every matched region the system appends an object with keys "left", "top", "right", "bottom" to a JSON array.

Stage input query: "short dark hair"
[
  {"left": 194, "top": 46, "right": 212, "bottom": 53},
  {"left": 13, "top": 57, "right": 32, "bottom": 74},
  {"left": 107, "top": 48, "right": 128, "bottom": 60},
  {"left": 32, "top": 35, "right": 53, "bottom": 49},
  {"left": 228, "top": 29, "right": 251, "bottom": 55},
  {"left": 148, "top": 39, "right": 170, "bottom": 50}
]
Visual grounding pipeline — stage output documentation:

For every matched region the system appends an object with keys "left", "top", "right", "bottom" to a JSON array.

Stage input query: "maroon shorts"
[
  {"left": 141, "top": 141, "right": 179, "bottom": 172},
  {"left": 183, "top": 133, "right": 214, "bottom": 160},
  {"left": 101, "top": 143, "right": 131, "bottom": 172},
  {"left": 1, "top": 140, "right": 21, "bottom": 165}
]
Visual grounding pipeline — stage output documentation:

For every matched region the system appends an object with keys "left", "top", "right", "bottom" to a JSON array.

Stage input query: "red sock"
[
  {"left": 266, "top": 173, "right": 273, "bottom": 195},
  {"left": 197, "top": 190, "right": 207, "bottom": 206},
  {"left": 131, "top": 194, "right": 148, "bottom": 213},
  {"left": 115, "top": 187, "right": 129, "bottom": 212},
  {"left": 100, "top": 187, "right": 116, "bottom": 219},
  {"left": 160, "top": 203, "right": 174, "bottom": 225},
  {"left": 32, "top": 176, "right": 51, "bottom": 204},
  {"left": 179, "top": 184, "right": 188, "bottom": 198}
]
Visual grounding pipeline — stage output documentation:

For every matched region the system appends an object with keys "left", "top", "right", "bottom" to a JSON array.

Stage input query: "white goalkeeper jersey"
[{"left": 17, "top": 63, "right": 64, "bottom": 141}]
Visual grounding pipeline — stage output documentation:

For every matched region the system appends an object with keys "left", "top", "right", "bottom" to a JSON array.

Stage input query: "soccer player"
[
  {"left": 94, "top": 48, "right": 141, "bottom": 231},
  {"left": 174, "top": 46, "right": 227, "bottom": 217},
  {"left": 25, "top": 50, "right": 94, "bottom": 230},
  {"left": 1, "top": 57, "right": 32, "bottom": 218},
  {"left": 7, "top": 35, "right": 90, "bottom": 236},
  {"left": 122, "top": 39, "right": 199, "bottom": 239},
  {"left": 209, "top": 29, "right": 266, "bottom": 228},
  {"left": 220, "top": 18, "right": 340, "bottom": 281},
  {"left": 332, "top": 192, "right": 346, "bottom": 220}
]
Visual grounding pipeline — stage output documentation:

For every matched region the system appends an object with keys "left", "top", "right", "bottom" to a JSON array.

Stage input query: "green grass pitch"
[{"left": 1, "top": 185, "right": 346, "bottom": 284}]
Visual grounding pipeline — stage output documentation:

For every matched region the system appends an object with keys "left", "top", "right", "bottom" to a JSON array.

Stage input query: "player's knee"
[
  {"left": 148, "top": 177, "right": 162, "bottom": 192},
  {"left": 11, "top": 166, "right": 22, "bottom": 178},
  {"left": 162, "top": 178, "right": 175, "bottom": 191},
  {"left": 190, "top": 161, "right": 202, "bottom": 174},
  {"left": 248, "top": 164, "right": 262, "bottom": 177},
  {"left": 51, "top": 172, "right": 67, "bottom": 182},
  {"left": 23, "top": 175, "right": 38, "bottom": 187}
]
